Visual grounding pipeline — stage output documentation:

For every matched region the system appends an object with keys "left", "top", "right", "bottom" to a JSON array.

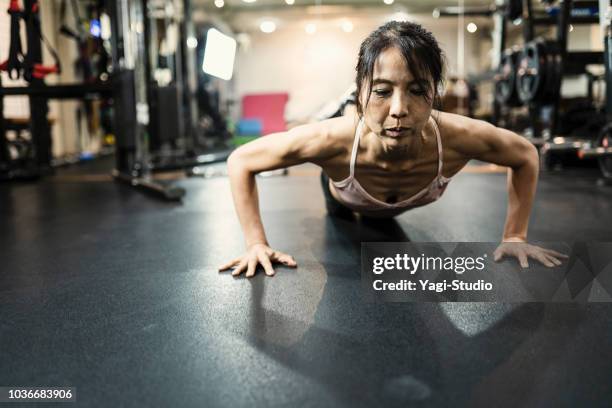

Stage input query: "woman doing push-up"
[{"left": 219, "top": 21, "right": 567, "bottom": 278}]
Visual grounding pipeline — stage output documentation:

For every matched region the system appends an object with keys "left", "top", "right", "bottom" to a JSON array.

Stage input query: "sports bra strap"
[
  {"left": 349, "top": 119, "right": 364, "bottom": 177},
  {"left": 431, "top": 117, "right": 443, "bottom": 177}
]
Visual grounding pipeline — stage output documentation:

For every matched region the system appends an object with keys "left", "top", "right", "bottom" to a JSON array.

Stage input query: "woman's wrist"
[
  {"left": 502, "top": 236, "right": 527, "bottom": 243},
  {"left": 246, "top": 241, "right": 269, "bottom": 249}
]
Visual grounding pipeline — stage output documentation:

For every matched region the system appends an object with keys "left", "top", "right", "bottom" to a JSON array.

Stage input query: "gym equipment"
[
  {"left": 194, "top": 23, "right": 235, "bottom": 141},
  {"left": 57, "top": 0, "right": 114, "bottom": 162},
  {"left": 137, "top": 8, "right": 234, "bottom": 173},
  {"left": 516, "top": 39, "right": 604, "bottom": 104},
  {"left": 5, "top": 0, "right": 23, "bottom": 79},
  {"left": 0, "top": 0, "right": 65, "bottom": 180},
  {"left": 433, "top": 0, "right": 521, "bottom": 21},
  {"left": 505, "top": 0, "right": 523, "bottom": 20},
  {"left": 516, "top": 39, "right": 563, "bottom": 104},
  {"left": 0, "top": 0, "right": 61, "bottom": 82},
  {"left": 145, "top": 0, "right": 186, "bottom": 155},
  {"left": 593, "top": 124, "right": 612, "bottom": 178},
  {"left": 509, "top": 0, "right": 608, "bottom": 141},
  {"left": 0, "top": 0, "right": 185, "bottom": 200},
  {"left": 576, "top": 2, "right": 612, "bottom": 179},
  {"left": 0, "top": 117, "right": 38, "bottom": 180},
  {"left": 58, "top": 0, "right": 111, "bottom": 82},
  {"left": 438, "top": 0, "right": 608, "bottom": 136},
  {"left": 494, "top": 48, "right": 523, "bottom": 106}
]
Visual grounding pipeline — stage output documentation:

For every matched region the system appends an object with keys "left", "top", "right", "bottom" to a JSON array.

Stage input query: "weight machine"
[
  {"left": 434, "top": 0, "right": 612, "bottom": 180},
  {"left": 0, "top": 0, "right": 186, "bottom": 199}
]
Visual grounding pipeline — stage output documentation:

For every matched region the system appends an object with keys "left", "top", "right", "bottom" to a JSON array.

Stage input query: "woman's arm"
[
  {"left": 501, "top": 151, "right": 539, "bottom": 242},
  {"left": 227, "top": 118, "right": 347, "bottom": 246},
  {"left": 440, "top": 112, "right": 539, "bottom": 241},
  {"left": 221, "top": 117, "right": 350, "bottom": 277},
  {"left": 468, "top": 123, "right": 539, "bottom": 242},
  {"left": 439, "top": 112, "right": 566, "bottom": 267}
]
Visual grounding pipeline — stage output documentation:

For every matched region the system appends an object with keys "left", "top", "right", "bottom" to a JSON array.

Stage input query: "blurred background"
[{"left": 0, "top": 0, "right": 610, "bottom": 193}]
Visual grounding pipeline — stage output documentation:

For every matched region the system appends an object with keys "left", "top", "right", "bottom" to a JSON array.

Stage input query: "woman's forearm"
[
  {"left": 227, "top": 155, "right": 269, "bottom": 248},
  {"left": 503, "top": 150, "right": 539, "bottom": 241}
]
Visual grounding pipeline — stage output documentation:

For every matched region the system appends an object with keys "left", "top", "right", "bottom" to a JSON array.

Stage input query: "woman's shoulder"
[
  {"left": 433, "top": 110, "right": 510, "bottom": 165},
  {"left": 320, "top": 112, "right": 361, "bottom": 142},
  {"left": 310, "top": 113, "right": 360, "bottom": 156},
  {"left": 432, "top": 110, "right": 491, "bottom": 149},
  {"left": 433, "top": 110, "right": 470, "bottom": 137},
  {"left": 283, "top": 113, "right": 358, "bottom": 165},
  {"left": 289, "top": 112, "right": 359, "bottom": 142}
]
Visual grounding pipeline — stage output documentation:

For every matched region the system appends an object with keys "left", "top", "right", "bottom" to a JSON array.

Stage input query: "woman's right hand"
[{"left": 218, "top": 244, "right": 297, "bottom": 278}]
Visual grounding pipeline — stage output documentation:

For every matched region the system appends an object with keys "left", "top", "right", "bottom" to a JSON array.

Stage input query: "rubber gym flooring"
[{"left": 1, "top": 159, "right": 612, "bottom": 407}]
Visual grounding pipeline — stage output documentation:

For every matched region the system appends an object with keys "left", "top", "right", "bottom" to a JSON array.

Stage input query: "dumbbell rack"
[
  {"left": 576, "top": 2, "right": 612, "bottom": 180},
  {"left": 492, "top": 0, "right": 611, "bottom": 180},
  {"left": 435, "top": 0, "right": 611, "bottom": 178},
  {"left": 512, "top": 0, "right": 602, "bottom": 136},
  {"left": 521, "top": 0, "right": 607, "bottom": 166}
]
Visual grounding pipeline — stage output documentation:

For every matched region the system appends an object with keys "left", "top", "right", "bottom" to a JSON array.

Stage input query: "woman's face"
[{"left": 361, "top": 46, "right": 434, "bottom": 154}]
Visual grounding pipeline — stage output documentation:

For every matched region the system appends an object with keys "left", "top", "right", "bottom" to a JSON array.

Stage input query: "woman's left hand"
[{"left": 493, "top": 240, "right": 568, "bottom": 268}]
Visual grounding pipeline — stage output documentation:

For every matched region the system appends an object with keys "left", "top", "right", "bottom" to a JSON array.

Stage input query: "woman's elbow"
[
  {"left": 513, "top": 140, "right": 539, "bottom": 177},
  {"left": 227, "top": 149, "right": 249, "bottom": 177},
  {"left": 525, "top": 141, "right": 539, "bottom": 169}
]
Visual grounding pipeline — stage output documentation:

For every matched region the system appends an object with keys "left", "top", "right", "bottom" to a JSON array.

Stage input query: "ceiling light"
[
  {"left": 202, "top": 28, "right": 236, "bottom": 80},
  {"left": 341, "top": 20, "right": 353, "bottom": 33},
  {"left": 186, "top": 36, "right": 198, "bottom": 48},
  {"left": 260, "top": 20, "right": 276, "bottom": 33}
]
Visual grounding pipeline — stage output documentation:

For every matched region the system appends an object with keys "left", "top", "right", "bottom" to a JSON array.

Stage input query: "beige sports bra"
[{"left": 329, "top": 116, "right": 451, "bottom": 217}]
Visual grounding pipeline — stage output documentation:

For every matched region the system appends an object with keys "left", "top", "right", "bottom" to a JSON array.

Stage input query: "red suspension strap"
[
  {"left": 0, "top": 0, "right": 25, "bottom": 79},
  {"left": 22, "top": 0, "right": 61, "bottom": 82},
  {"left": 0, "top": 0, "right": 61, "bottom": 81}
]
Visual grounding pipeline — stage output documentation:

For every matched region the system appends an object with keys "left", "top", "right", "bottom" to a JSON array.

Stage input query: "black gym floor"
[{"left": 1, "top": 160, "right": 612, "bottom": 407}]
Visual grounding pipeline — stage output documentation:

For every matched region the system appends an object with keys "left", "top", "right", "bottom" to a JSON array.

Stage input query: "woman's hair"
[{"left": 355, "top": 20, "right": 446, "bottom": 116}]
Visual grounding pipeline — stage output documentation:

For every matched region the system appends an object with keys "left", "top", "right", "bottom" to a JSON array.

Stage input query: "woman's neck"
[{"left": 365, "top": 124, "right": 429, "bottom": 167}]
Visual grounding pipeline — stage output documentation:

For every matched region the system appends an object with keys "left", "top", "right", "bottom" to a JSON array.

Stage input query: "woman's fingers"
[
  {"left": 542, "top": 248, "right": 569, "bottom": 259},
  {"left": 245, "top": 259, "right": 258, "bottom": 278},
  {"left": 222, "top": 249, "right": 297, "bottom": 279},
  {"left": 271, "top": 251, "right": 297, "bottom": 267},
  {"left": 232, "top": 259, "right": 248, "bottom": 276},
  {"left": 531, "top": 246, "right": 567, "bottom": 266},
  {"left": 493, "top": 248, "right": 504, "bottom": 262},
  {"left": 531, "top": 252, "right": 554, "bottom": 267},
  {"left": 258, "top": 253, "right": 276, "bottom": 276},
  {"left": 218, "top": 258, "right": 240, "bottom": 272},
  {"left": 493, "top": 244, "right": 569, "bottom": 269},
  {"left": 518, "top": 252, "right": 529, "bottom": 268},
  {"left": 545, "top": 253, "right": 563, "bottom": 266}
]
